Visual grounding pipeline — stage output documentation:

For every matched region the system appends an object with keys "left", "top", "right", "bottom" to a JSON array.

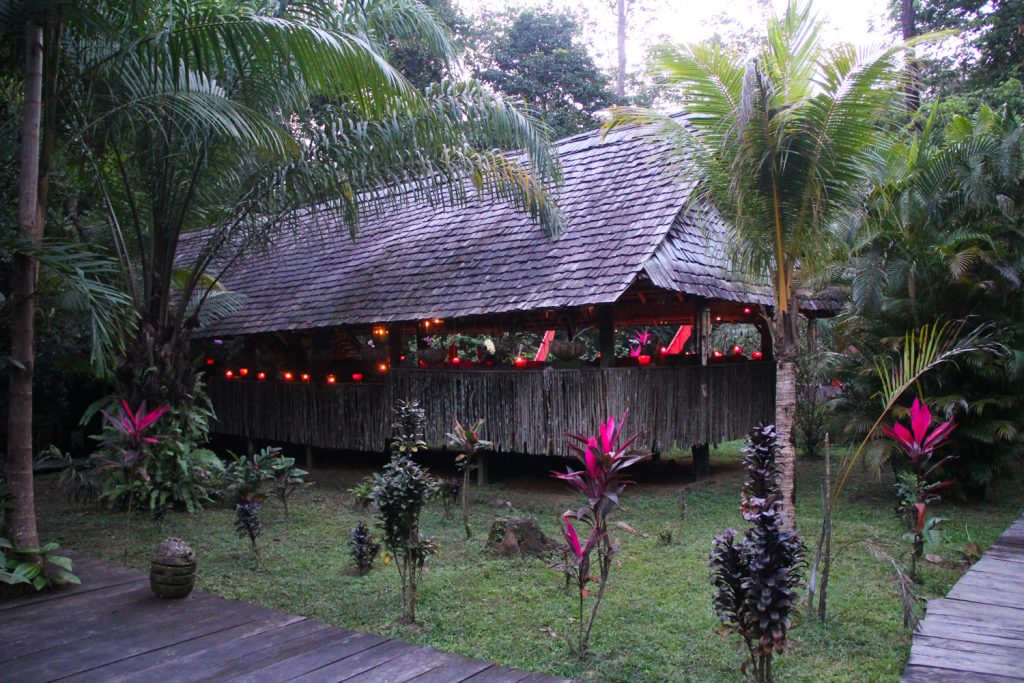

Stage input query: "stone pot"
[
  {"left": 549, "top": 340, "right": 587, "bottom": 361},
  {"left": 150, "top": 538, "right": 196, "bottom": 599}
]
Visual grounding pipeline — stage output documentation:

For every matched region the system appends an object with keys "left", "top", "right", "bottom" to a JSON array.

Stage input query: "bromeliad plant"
[
  {"left": 710, "top": 424, "right": 806, "bottom": 683},
  {"left": 883, "top": 398, "right": 956, "bottom": 580},
  {"left": 91, "top": 401, "right": 168, "bottom": 565},
  {"left": 446, "top": 419, "right": 492, "bottom": 539},
  {"left": 628, "top": 328, "right": 654, "bottom": 358},
  {"left": 553, "top": 411, "right": 646, "bottom": 659}
]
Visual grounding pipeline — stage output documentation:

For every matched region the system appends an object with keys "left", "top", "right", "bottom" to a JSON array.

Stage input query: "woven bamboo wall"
[{"left": 208, "top": 364, "right": 776, "bottom": 456}]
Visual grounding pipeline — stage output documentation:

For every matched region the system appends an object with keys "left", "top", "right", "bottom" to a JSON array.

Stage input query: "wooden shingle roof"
[{"left": 186, "top": 122, "right": 832, "bottom": 337}]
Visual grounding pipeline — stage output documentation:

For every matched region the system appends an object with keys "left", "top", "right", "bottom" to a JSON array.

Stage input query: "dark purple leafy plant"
[
  {"left": 552, "top": 411, "right": 646, "bottom": 658},
  {"left": 710, "top": 424, "right": 805, "bottom": 683}
]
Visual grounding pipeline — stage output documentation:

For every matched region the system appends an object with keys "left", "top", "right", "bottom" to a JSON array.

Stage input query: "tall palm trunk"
[
  {"left": 6, "top": 18, "right": 45, "bottom": 550},
  {"left": 615, "top": 0, "right": 627, "bottom": 99},
  {"left": 773, "top": 308, "right": 799, "bottom": 530}
]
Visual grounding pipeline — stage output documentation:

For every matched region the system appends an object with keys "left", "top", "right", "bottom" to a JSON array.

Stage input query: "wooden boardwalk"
[
  {"left": 0, "top": 552, "right": 574, "bottom": 683},
  {"left": 903, "top": 513, "right": 1024, "bottom": 682}
]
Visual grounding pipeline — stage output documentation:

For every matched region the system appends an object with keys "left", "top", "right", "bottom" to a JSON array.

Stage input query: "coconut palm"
[{"left": 605, "top": 1, "right": 926, "bottom": 527}]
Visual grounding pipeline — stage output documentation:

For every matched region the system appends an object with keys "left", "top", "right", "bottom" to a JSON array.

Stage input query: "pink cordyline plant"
[
  {"left": 628, "top": 329, "right": 653, "bottom": 357},
  {"left": 93, "top": 401, "right": 169, "bottom": 565},
  {"left": 882, "top": 398, "right": 956, "bottom": 579},
  {"left": 552, "top": 411, "right": 646, "bottom": 658}
]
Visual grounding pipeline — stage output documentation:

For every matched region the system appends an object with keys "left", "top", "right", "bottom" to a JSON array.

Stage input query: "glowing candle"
[
  {"left": 352, "top": 373, "right": 363, "bottom": 382},
  {"left": 326, "top": 374, "right": 336, "bottom": 384},
  {"left": 206, "top": 358, "right": 215, "bottom": 366},
  {"left": 514, "top": 357, "right": 527, "bottom": 368},
  {"left": 450, "top": 357, "right": 461, "bottom": 365},
  {"left": 283, "top": 371, "right": 294, "bottom": 381},
  {"left": 301, "top": 373, "right": 311, "bottom": 382},
  {"left": 637, "top": 354, "right": 652, "bottom": 366},
  {"left": 225, "top": 370, "right": 234, "bottom": 379},
  {"left": 744, "top": 307, "right": 752, "bottom": 314},
  {"left": 378, "top": 363, "right": 387, "bottom": 373},
  {"left": 238, "top": 367, "right": 249, "bottom": 377},
  {"left": 257, "top": 371, "right": 267, "bottom": 381},
  {"left": 752, "top": 351, "right": 763, "bottom": 360},
  {"left": 733, "top": 345, "right": 742, "bottom": 356},
  {"left": 713, "top": 350, "right": 724, "bottom": 358}
]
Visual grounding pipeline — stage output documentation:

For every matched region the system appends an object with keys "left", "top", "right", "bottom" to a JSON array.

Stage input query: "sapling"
[
  {"left": 370, "top": 400, "right": 439, "bottom": 623},
  {"left": 710, "top": 424, "right": 805, "bottom": 683},
  {"left": 446, "top": 419, "right": 491, "bottom": 539},
  {"left": 552, "top": 411, "right": 646, "bottom": 659}
]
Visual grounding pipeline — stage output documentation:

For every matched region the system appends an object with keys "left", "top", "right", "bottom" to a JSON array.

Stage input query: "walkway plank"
[
  {"left": 0, "top": 552, "right": 574, "bottom": 683},
  {"left": 902, "top": 512, "right": 1024, "bottom": 681}
]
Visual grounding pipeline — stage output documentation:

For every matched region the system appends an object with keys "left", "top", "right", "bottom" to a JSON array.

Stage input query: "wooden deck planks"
[
  {"left": 902, "top": 512, "right": 1024, "bottom": 682},
  {"left": 0, "top": 552, "right": 574, "bottom": 683}
]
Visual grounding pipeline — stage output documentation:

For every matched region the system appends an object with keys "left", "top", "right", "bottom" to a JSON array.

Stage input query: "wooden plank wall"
[{"left": 208, "top": 364, "right": 776, "bottom": 456}]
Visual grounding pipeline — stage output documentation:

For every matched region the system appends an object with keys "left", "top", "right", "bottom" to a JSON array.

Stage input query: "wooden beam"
[
  {"left": 598, "top": 304, "right": 615, "bottom": 367},
  {"left": 696, "top": 302, "right": 711, "bottom": 366}
]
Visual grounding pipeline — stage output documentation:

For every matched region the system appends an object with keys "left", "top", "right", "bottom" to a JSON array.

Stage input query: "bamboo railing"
[{"left": 208, "top": 364, "right": 775, "bottom": 456}]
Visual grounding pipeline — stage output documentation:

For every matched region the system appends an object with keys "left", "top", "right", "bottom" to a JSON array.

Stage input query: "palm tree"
[
  {"left": 3, "top": 0, "right": 561, "bottom": 549},
  {"left": 606, "top": 1, "right": 923, "bottom": 527}
]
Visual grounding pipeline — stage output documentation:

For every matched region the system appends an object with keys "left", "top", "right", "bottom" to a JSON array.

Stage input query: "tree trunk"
[
  {"left": 615, "top": 0, "right": 627, "bottom": 99},
  {"left": 6, "top": 18, "right": 45, "bottom": 551},
  {"left": 117, "top": 319, "right": 196, "bottom": 409},
  {"left": 900, "top": 0, "right": 920, "bottom": 113},
  {"left": 774, "top": 308, "right": 799, "bottom": 530}
]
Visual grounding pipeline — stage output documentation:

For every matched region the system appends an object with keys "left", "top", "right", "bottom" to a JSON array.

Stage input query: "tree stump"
[
  {"left": 150, "top": 538, "right": 196, "bottom": 599},
  {"left": 486, "top": 516, "right": 557, "bottom": 558}
]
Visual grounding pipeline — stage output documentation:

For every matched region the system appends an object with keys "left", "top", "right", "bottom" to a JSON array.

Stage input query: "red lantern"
[
  {"left": 257, "top": 371, "right": 267, "bottom": 381},
  {"left": 743, "top": 307, "right": 752, "bottom": 315},
  {"left": 377, "top": 363, "right": 388, "bottom": 373},
  {"left": 225, "top": 370, "right": 234, "bottom": 379},
  {"left": 637, "top": 354, "right": 652, "bottom": 366},
  {"left": 514, "top": 357, "right": 527, "bottom": 368},
  {"left": 239, "top": 367, "right": 249, "bottom": 377},
  {"left": 326, "top": 374, "right": 336, "bottom": 384},
  {"left": 733, "top": 345, "right": 742, "bottom": 356},
  {"left": 206, "top": 358, "right": 215, "bottom": 366},
  {"left": 752, "top": 351, "right": 764, "bottom": 360},
  {"left": 283, "top": 371, "right": 294, "bottom": 381},
  {"left": 301, "top": 373, "right": 311, "bottom": 382},
  {"left": 451, "top": 357, "right": 461, "bottom": 365},
  {"left": 713, "top": 350, "right": 724, "bottom": 358},
  {"left": 352, "top": 373, "right": 363, "bottom": 382}
]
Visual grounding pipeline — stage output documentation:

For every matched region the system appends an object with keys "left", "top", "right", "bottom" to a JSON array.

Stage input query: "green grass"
[{"left": 35, "top": 445, "right": 1022, "bottom": 682}]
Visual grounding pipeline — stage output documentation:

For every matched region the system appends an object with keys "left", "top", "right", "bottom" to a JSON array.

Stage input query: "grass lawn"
[{"left": 35, "top": 444, "right": 1022, "bottom": 682}]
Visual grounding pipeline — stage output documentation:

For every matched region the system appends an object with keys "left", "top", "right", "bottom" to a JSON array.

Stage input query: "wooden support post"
[
  {"left": 759, "top": 321, "right": 774, "bottom": 361},
  {"left": 305, "top": 445, "right": 314, "bottom": 470},
  {"left": 388, "top": 326, "right": 404, "bottom": 367},
  {"left": 246, "top": 438, "right": 254, "bottom": 457},
  {"left": 697, "top": 302, "right": 712, "bottom": 365},
  {"left": 598, "top": 304, "right": 615, "bottom": 368},
  {"left": 692, "top": 443, "right": 711, "bottom": 481},
  {"left": 806, "top": 317, "right": 819, "bottom": 352},
  {"left": 476, "top": 452, "right": 489, "bottom": 486},
  {"left": 694, "top": 300, "right": 712, "bottom": 480}
]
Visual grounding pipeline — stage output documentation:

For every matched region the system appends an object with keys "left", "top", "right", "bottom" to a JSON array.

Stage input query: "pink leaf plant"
[
  {"left": 628, "top": 329, "right": 653, "bottom": 358},
  {"left": 552, "top": 412, "right": 646, "bottom": 658}
]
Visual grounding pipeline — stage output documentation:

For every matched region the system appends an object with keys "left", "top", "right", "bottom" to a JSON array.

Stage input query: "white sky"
[{"left": 460, "top": 0, "right": 895, "bottom": 75}]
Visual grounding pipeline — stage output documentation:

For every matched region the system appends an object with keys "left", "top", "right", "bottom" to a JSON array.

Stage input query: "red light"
[
  {"left": 352, "top": 373, "right": 363, "bottom": 382},
  {"left": 206, "top": 358, "right": 214, "bottom": 366},
  {"left": 451, "top": 357, "right": 461, "bottom": 365},
  {"left": 637, "top": 355, "right": 652, "bottom": 366},
  {"left": 257, "top": 372, "right": 266, "bottom": 381},
  {"left": 239, "top": 367, "right": 249, "bottom": 377},
  {"left": 713, "top": 350, "right": 724, "bottom": 358},
  {"left": 283, "top": 371, "right": 294, "bottom": 381},
  {"left": 733, "top": 345, "right": 742, "bottom": 355},
  {"left": 660, "top": 347, "right": 668, "bottom": 354},
  {"left": 301, "top": 373, "right": 310, "bottom": 382},
  {"left": 744, "top": 307, "right": 752, "bottom": 314},
  {"left": 400, "top": 355, "right": 406, "bottom": 361},
  {"left": 752, "top": 351, "right": 763, "bottom": 360},
  {"left": 377, "top": 363, "right": 387, "bottom": 373},
  {"left": 225, "top": 370, "right": 234, "bottom": 379},
  {"left": 514, "top": 357, "right": 527, "bottom": 368},
  {"left": 326, "top": 374, "right": 336, "bottom": 384}
]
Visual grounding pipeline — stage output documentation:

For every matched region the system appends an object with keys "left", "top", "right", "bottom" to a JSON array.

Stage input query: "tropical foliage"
[
  {"left": 446, "top": 418, "right": 490, "bottom": 539},
  {"left": 553, "top": 412, "right": 646, "bottom": 658},
  {"left": 605, "top": 0, "right": 928, "bottom": 526}
]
